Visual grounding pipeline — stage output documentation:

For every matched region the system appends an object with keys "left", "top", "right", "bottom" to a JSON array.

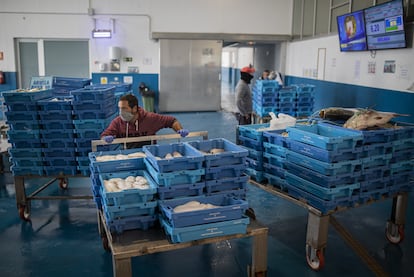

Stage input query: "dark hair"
[{"left": 119, "top": 94, "right": 138, "bottom": 108}]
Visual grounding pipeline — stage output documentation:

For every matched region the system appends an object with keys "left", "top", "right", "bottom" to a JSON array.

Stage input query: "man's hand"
[
  {"left": 103, "top": 135, "right": 114, "bottom": 143},
  {"left": 177, "top": 129, "right": 189, "bottom": 137}
]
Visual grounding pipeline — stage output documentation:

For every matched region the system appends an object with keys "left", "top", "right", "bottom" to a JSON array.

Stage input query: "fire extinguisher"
[{"left": 0, "top": 71, "right": 4, "bottom": 84}]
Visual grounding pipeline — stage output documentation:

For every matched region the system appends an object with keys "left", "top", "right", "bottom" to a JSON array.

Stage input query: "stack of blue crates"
[
  {"left": 52, "top": 76, "right": 91, "bottom": 96},
  {"left": 188, "top": 138, "right": 249, "bottom": 197},
  {"left": 143, "top": 143, "right": 206, "bottom": 200},
  {"left": 144, "top": 141, "right": 250, "bottom": 243},
  {"left": 89, "top": 148, "right": 158, "bottom": 234},
  {"left": 85, "top": 83, "right": 132, "bottom": 103},
  {"left": 252, "top": 81, "right": 315, "bottom": 118},
  {"left": 358, "top": 122, "right": 414, "bottom": 201},
  {"left": 261, "top": 129, "right": 291, "bottom": 189},
  {"left": 38, "top": 96, "right": 77, "bottom": 175},
  {"left": 292, "top": 84, "right": 315, "bottom": 118},
  {"left": 237, "top": 124, "right": 269, "bottom": 182},
  {"left": 3, "top": 89, "right": 53, "bottom": 175},
  {"left": 71, "top": 86, "right": 118, "bottom": 175},
  {"left": 252, "top": 80, "right": 280, "bottom": 117},
  {"left": 283, "top": 123, "right": 364, "bottom": 213}
]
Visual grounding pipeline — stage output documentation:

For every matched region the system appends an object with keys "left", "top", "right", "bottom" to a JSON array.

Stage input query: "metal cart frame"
[
  {"left": 92, "top": 131, "right": 268, "bottom": 276},
  {"left": 250, "top": 180, "right": 409, "bottom": 271}
]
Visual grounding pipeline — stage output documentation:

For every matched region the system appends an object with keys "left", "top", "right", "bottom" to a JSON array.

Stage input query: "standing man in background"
[{"left": 235, "top": 65, "right": 256, "bottom": 125}]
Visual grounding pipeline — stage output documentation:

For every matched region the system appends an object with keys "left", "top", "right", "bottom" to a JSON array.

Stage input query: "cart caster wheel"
[
  {"left": 245, "top": 207, "right": 256, "bottom": 220},
  {"left": 385, "top": 221, "right": 404, "bottom": 244},
  {"left": 59, "top": 178, "right": 68, "bottom": 189},
  {"left": 102, "top": 236, "right": 110, "bottom": 252},
  {"left": 18, "top": 204, "right": 31, "bottom": 221},
  {"left": 306, "top": 244, "right": 325, "bottom": 271}
]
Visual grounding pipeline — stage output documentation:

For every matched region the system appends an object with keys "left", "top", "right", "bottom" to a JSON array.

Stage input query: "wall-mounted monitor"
[
  {"left": 337, "top": 10, "right": 368, "bottom": 52},
  {"left": 364, "top": 0, "right": 407, "bottom": 50}
]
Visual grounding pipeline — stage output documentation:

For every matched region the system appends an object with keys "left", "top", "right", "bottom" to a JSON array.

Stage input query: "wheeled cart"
[
  {"left": 97, "top": 210, "right": 269, "bottom": 277},
  {"left": 250, "top": 181, "right": 409, "bottom": 271}
]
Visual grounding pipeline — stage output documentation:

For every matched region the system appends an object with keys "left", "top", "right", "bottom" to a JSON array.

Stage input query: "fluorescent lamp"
[{"left": 92, "top": 29, "right": 111, "bottom": 38}]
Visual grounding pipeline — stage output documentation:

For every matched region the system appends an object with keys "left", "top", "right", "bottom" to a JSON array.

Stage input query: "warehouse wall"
[
  {"left": 284, "top": 26, "right": 414, "bottom": 123},
  {"left": 0, "top": 0, "right": 293, "bottom": 76}
]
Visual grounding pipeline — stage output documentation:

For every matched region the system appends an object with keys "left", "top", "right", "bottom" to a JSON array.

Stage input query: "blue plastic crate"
[
  {"left": 263, "top": 152, "right": 286, "bottom": 168},
  {"left": 204, "top": 163, "right": 246, "bottom": 180},
  {"left": 262, "top": 130, "right": 290, "bottom": 147},
  {"left": 360, "top": 128, "right": 395, "bottom": 144},
  {"left": 8, "top": 121, "right": 41, "bottom": 131},
  {"left": 245, "top": 156, "right": 263, "bottom": 170},
  {"left": 10, "top": 157, "right": 43, "bottom": 167},
  {"left": 11, "top": 165, "right": 44, "bottom": 176},
  {"left": 187, "top": 138, "right": 248, "bottom": 167},
  {"left": 5, "top": 102, "right": 38, "bottom": 112},
  {"left": 359, "top": 187, "right": 389, "bottom": 202},
  {"left": 237, "top": 124, "right": 269, "bottom": 142},
  {"left": 43, "top": 166, "right": 77, "bottom": 176},
  {"left": 106, "top": 214, "right": 158, "bottom": 234},
  {"left": 292, "top": 84, "right": 315, "bottom": 93},
  {"left": 5, "top": 111, "right": 38, "bottom": 121},
  {"left": 8, "top": 148, "right": 43, "bottom": 159},
  {"left": 38, "top": 110, "right": 73, "bottom": 121},
  {"left": 263, "top": 142, "right": 287, "bottom": 157},
  {"left": 391, "top": 121, "right": 414, "bottom": 140},
  {"left": 253, "top": 95, "right": 277, "bottom": 106},
  {"left": 159, "top": 194, "right": 248, "bottom": 228},
  {"left": 37, "top": 97, "right": 73, "bottom": 111},
  {"left": 7, "top": 129, "right": 40, "bottom": 140},
  {"left": 238, "top": 135, "right": 263, "bottom": 151},
  {"left": 72, "top": 107, "right": 117, "bottom": 120},
  {"left": 278, "top": 87, "right": 297, "bottom": 98},
  {"left": 145, "top": 159, "right": 204, "bottom": 186},
  {"left": 243, "top": 167, "right": 265, "bottom": 183},
  {"left": 1, "top": 89, "right": 53, "bottom": 102},
  {"left": 284, "top": 182, "right": 358, "bottom": 214},
  {"left": 40, "top": 120, "right": 74, "bottom": 130},
  {"left": 288, "top": 139, "right": 363, "bottom": 163},
  {"left": 360, "top": 142, "right": 393, "bottom": 158},
  {"left": 70, "top": 87, "right": 115, "bottom": 102},
  {"left": 43, "top": 157, "right": 77, "bottom": 167},
  {"left": 42, "top": 148, "right": 76, "bottom": 158},
  {"left": 103, "top": 200, "right": 158, "bottom": 221},
  {"left": 361, "top": 154, "right": 392, "bottom": 170},
  {"left": 89, "top": 148, "right": 146, "bottom": 173},
  {"left": 389, "top": 160, "right": 414, "bottom": 175},
  {"left": 359, "top": 177, "right": 390, "bottom": 192},
  {"left": 157, "top": 182, "right": 205, "bottom": 200},
  {"left": 278, "top": 96, "right": 296, "bottom": 103},
  {"left": 253, "top": 105, "right": 278, "bottom": 118},
  {"left": 53, "top": 77, "right": 91, "bottom": 88},
  {"left": 244, "top": 147, "right": 263, "bottom": 163},
  {"left": 9, "top": 139, "right": 42, "bottom": 149},
  {"left": 99, "top": 170, "right": 157, "bottom": 206},
  {"left": 143, "top": 143, "right": 204, "bottom": 173},
  {"left": 160, "top": 216, "right": 249, "bottom": 243},
  {"left": 73, "top": 129, "right": 102, "bottom": 139},
  {"left": 71, "top": 97, "right": 115, "bottom": 110},
  {"left": 76, "top": 156, "right": 90, "bottom": 167},
  {"left": 391, "top": 138, "right": 414, "bottom": 152},
  {"left": 388, "top": 182, "right": 413, "bottom": 196},
  {"left": 40, "top": 129, "right": 74, "bottom": 139},
  {"left": 391, "top": 148, "right": 414, "bottom": 163},
  {"left": 358, "top": 166, "right": 391, "bottom": 182},
  {"left": 72, "top": 118, "right": 110, "bottom": 130},
  {"left": 205, "top": 176, "right": 248, "bottom": 195},
  {"left": 285, "top": 161, "right": 361, "bottom": 188},
  {"left": 287, "top": 122, "right": 363, "bottom": 151},
  {"left": 41, "top": 138, "right": 76, "bottom": 148},
  {"left": 85, "top": 83, "right": 132, "bottom": 93},
  {"left": 52, "top": 86, "right": 78, "bottom": 96},
  {"left": 255, "top": 80, "right": 280, "bottom": 89},
  {"left": 263, "top": 172, "right": 287, "bottom": 190},
  {"left": 285, "top": 172, "right": 360, "bottom": 201},
  {"left": 263, "top": 162, "right": 286, "bottom": 178},
  {"left": 286, "top": 150, "right": 362, "bottom": 176}
]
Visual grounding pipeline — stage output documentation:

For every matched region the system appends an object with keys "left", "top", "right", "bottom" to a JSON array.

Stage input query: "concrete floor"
[{"left": 0, "top": 89, "right": 413, "bottom": 276}]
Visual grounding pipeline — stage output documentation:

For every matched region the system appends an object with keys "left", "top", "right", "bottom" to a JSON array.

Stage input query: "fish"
[
  {"left": 343, "top": 109, "right": 409, "bottom": 130},
  {"left": 319, "top": 107, "right": 360, "bottom": 120}
]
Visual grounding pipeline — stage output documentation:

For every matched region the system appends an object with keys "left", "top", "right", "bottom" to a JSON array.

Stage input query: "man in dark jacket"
[
  {"left": 235, "top": 65, "right": 256, "bottom": 125},
  {"left": 101, "top": 94, "right": 188, "bottom": 149}
]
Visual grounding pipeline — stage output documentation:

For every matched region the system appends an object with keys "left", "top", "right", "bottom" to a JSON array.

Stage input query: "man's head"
[
  {"left": 262, "top": 69, "right": 270, "bottom": 80},
  {"left": 119, "top": 94, "right": 138, "bottom": 122},
  {"left": 240, "top": 65, "right": 256, "bottom": 84}
]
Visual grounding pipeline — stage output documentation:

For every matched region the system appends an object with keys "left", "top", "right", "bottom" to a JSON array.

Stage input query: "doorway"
[{"left": 16, "top": 39, "right": 89, "bottom": 88}]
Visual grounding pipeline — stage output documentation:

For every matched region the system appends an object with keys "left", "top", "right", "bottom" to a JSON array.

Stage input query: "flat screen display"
[
  {"left": 337, "top": 10, "right": 368, "bottom": 52},
  {"left": 364, "top": 0, "right": 407, "bottom": 50}
]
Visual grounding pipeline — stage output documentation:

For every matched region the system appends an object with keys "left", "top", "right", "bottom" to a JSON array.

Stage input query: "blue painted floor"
[{"left": 0, "top": 111, "right": 413, "bottom": 277}]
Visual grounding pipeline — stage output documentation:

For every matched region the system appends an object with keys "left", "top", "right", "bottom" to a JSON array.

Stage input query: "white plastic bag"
[{"left": 269, "top": 112, "right": 296, "bottom": 130}]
